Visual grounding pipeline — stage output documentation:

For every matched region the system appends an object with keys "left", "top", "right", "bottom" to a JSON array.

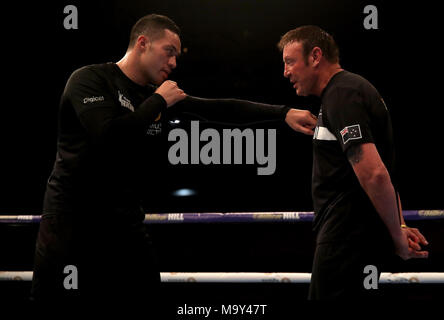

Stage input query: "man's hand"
[
  {"left": 155, "top": 80, "right": 187, "bottom": 107},
  {"left": 394, "top": 228, "right": 429, "bottom": 260},
  {"left": 285, "top": 109, "right": 317, "bottom": 135},
  {"left": 404, "top": 226, "right": 429, "bottom": 251}
]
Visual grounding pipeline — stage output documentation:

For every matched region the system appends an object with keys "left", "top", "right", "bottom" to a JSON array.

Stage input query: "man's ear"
[
  {"left": 311, "top": 47, "right": 322, "bottom": 67},
  {"left": 136, "top": 35, "right": 150, "bottom": 50}
]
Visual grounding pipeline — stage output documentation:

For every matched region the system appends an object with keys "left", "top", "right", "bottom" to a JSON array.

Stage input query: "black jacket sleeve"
[
  {"left": 167, "top": 95, "right": 290, "bottom": 125},
  {"left": 65, "top": 66, "right": 167, "bottom": 144}
]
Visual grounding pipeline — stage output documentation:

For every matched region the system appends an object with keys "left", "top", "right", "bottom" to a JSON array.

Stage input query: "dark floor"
[{"left": 0, "top": 218, "right": 443, "bottom": 316}]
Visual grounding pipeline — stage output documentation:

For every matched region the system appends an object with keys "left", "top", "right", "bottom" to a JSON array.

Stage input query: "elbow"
[{"left": 358, "top": 167, "right": 391, "bottom": 191}]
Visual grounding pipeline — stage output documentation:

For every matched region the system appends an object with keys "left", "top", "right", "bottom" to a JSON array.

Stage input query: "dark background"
[
  {"left": 0, "top": 0, "right": 443, "bottom": 307},
  {"left": 1, "top": 0, "right": 443, "bottom": 213}
]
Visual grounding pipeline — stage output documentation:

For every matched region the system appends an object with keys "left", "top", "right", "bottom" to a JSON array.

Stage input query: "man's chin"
[
  {"left": 153, "top": 78, "right": 165, "bottom": 86},
  {"left": 296, "top": 88, "right": 307, "bottom": 96}
]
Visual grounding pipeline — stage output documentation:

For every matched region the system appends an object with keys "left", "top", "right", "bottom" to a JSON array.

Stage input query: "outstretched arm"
[{"left": 168, "top": 95, "right": 316, "bottom": 134}]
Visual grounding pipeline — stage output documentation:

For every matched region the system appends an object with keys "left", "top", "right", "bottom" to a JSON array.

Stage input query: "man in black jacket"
[{"left": 31, "top": 14, "right": 317, "bottom": 306}]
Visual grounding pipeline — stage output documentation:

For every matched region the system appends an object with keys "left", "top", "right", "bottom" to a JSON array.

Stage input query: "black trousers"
[
  {"left": 308, "top": 238, "right": 395, "bottom": 300},
  {"left": 31, "top": 211, "right": 161, "bottom": 310}
]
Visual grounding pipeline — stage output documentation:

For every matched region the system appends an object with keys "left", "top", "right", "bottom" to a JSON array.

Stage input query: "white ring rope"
[{"left": 1, "top": 272, "right": 443, "bottom": 284}]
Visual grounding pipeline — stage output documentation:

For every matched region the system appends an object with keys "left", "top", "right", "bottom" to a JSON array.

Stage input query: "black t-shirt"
[
  {"left": 312, "top": 70, "right": 396, "bottom": 244},
  {"left": 44, "top": 63, "right": 290, "bottom": 221}
]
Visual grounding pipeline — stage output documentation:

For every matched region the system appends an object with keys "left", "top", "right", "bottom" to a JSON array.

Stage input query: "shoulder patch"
[{"left": 340, "top": 124, "right": 362, "bottom": 144}]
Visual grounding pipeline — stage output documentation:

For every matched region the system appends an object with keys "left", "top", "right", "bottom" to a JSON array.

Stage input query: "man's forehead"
[{"left": 283, "top": 40, "right": 303, "bottom": 54}]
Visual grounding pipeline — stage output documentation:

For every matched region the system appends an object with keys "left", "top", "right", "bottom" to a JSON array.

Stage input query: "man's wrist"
[
  {"left": 391, "top": 227, "right": 405, "bottom": 242},
  {"left": 282, "top": 106, "right": 292, "bottom": 120}
]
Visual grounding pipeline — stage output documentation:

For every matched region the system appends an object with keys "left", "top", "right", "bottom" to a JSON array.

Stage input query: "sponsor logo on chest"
[{"left": 118, "top": 90, "right": 135, "bottom": 112}]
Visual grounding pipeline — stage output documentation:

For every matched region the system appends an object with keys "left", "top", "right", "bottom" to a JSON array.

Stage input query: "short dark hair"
[
  {"left": 277, "top": 25, "right": 339, "bottom": 64},
  {"left": 128, "top": 14, "right": 181, "bottom": 49}
]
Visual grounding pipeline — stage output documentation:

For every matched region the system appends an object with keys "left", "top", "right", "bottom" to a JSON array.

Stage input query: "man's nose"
[
  {"left": 283, "top": 66, "right": 290, "bottom": 78},
  {"left": 168, "top": 56, "right": 177, "bottom": 69}
]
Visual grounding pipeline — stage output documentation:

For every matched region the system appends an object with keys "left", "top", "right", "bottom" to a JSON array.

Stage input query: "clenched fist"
[
  {"left": 155, "top": 80, "right": 187, "bottom": 107},
  {"left": 285, "top": 108, "right": 317, "bottom": 135}
]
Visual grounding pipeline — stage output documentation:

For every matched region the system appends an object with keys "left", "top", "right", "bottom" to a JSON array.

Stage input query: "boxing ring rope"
[
  {"left": 1, "top": 271, "right": 444, "bottom": 284},
  {"left": 1, "top": 210, "right": 443, "bottom": 285},
  {"left": 1, "top": 210, "right": 443, "bottom": 224}
]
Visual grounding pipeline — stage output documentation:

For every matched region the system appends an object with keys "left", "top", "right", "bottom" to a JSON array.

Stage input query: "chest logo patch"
[
  {"left": 118, "top": 91, "right": 135, "bottom": 112},
  {"left": 340, "top": 124, "right": 362, "bottom": 144}
]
